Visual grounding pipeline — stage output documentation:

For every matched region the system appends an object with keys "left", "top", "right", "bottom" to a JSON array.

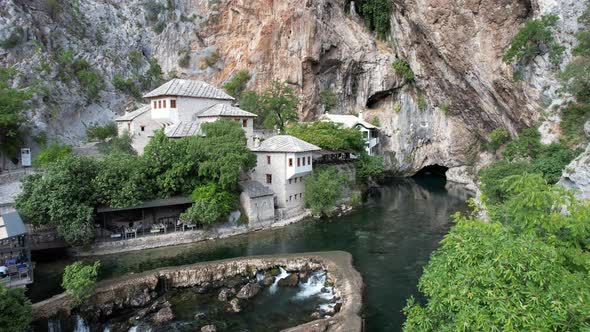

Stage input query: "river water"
[{"left": 30, "top": 176, "right": 469, "bottom": 331}]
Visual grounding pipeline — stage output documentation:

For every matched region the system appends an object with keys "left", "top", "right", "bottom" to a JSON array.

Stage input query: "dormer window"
[{"left": 171, "top": 100, "right": 176, "bottom": 108}]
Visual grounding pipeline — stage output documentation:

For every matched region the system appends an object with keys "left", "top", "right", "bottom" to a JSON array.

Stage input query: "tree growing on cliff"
[
  {"left": 258, "top": 81, "right": 299, "bottom": 133},
  {"left": 503, "top": 15, "right": 563, "bottom": 66},
  {"left": 222, "top": 70, "right": 251, "bottom": 99},
  {"left": 62, "top": 261, "right": 101, "bottom": 308},
  {"left": 0, "top": 284, "right": 31, "bottom": 332},
  {"left": 0, "top": 68, "right": 31, "bottom": 170}
]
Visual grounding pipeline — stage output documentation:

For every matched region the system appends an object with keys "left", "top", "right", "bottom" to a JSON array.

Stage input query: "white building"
[
  {"left": 321, "top": 113, "right": 380, "bottom": 155},
  {"left": 250, "top": 135, "right": 321, "bottom": 215},
  {"left": 116, "top": 79, "right": 257, "bottom": 153}
]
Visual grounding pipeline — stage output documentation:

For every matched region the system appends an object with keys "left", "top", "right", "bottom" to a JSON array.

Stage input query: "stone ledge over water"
[{"left": 32, "top": 251, "right": 363, "bottom": 332}]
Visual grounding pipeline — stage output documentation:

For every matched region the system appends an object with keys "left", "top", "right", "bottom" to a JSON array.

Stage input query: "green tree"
[
  {"left": 62, "top": 261, "right": 101, "bottom": 308},
  {"left": 503, "top": 15, "right": 563, "bottom": 65},
  {"left": 320, "top": 88, "right": 338, "bottom": 113},
  {"left": 93, "top": 153, "right": 149, "bottom": 208},
  {"left": 33, "top": 142, "right": 73, "bottom": 167},
  {"left": 259, "top": 81, "right": 299, "bottom": 132},
  {"left": 358, "top": 0, "right": 392, "bottom": 39},
  {"left": 0, "top": 68, "right": 31, "bottom": 170},
  {"left": 86, "top": 122, "right": 118, "bottom": 142},
  {"left": 180, "top": 183, "right": 236, "bottom": 225},
  {"left": 287, "top": 121, "right": 366, "bottom": 153},
  {"left": 405, "top": 174, "right": 590, "bottom": 331},
  {"left": 355, "top": 154, "right": 385, "bottom": 184},
  {"left": 304, "top": 166, "right": 348, "bottom": 216},
  {"left": 239, "top": 90, "right": 264, "bottom": 127},
  {"left": 0, "top": 284, "right": 31, "bottom": 332},
  {"left": 478, "top": 160, "right": 534, "bottom": 204},
  {"left": 16, "top": 155, "right": 99, "bottom": 246},
  {"left": 486, "top": 128, "right": 510, "bottom": 151},
  {"left": 97, "top": 131, "right": 136, "bottom": 155},
  {"left": 222, "top": 70, "right": 251, "bottom": 99}
]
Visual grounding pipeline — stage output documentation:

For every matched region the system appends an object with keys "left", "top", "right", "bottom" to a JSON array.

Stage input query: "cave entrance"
[{"left": 413, "top": 164, "right": 449, "bottom": 178}]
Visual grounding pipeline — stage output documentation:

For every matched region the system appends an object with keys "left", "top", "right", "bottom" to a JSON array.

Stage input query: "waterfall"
[
  {"left": 74, "top": 316, "right": 90, "bottom": 332},
  {"left": 48, "top": 319, "right": 62, "bottom": 332},
  {"left": 294, "top": 271, "right": 331, "bottom": 300},
  {"left": 256, "top": 271, "right": 264, "bottom": 283},
  {"left": 268, "top": 267, "right": 289, "bottom": 294}
]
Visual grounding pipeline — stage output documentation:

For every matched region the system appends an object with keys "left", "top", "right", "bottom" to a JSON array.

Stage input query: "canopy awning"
[
  {"left": 97, "top": 196, "right": 192, "bottom": 213},
  {"left": 0, "top": 212, "right": 27, "bottom": 240}
]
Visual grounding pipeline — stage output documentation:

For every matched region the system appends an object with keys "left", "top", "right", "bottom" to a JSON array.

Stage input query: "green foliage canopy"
[
  {"left": 222, "top": 70, "right": 251, "bottom": 99},
  {"left": 0, "top": 284, "right": 32, "bottom": 332},
  {"left": 404, "top": 174, "right": 590, "bottom": 331},
  {"left": 358, "top": 0, "right": 392, "bottom": 39},
  {"left": 503, "top": 15, "right": 563, "bottom": 66},
  {"left": 62, "top": 261, "right": 101, "bottom": 308},
  {"left": 392, "top": 59, "right": 415, "bottom": 82},
  {"left": 0, "top": 68, "right": 31, "bottom": 165},
  {"left": 259, "top": 81, "right": 299, "bottom": 132},
  {"left": 33, "top": 142, "right": 73, "bottom": 168},
  {"left": 320, "top": 89, "right": 338, "bottom": 113},
  {"left": 304, "top": 166, "right": 348, "bottom": 216},
  {"left": 180, "top": 183, "right": 236, "bottom": 225},
  {"left": 355, "top": 154, "right": 386, "bottom": 184},
  {"left": 486, "top": 128, "right": 510, "bottom": 151},
  {"left": 287, "top": 121, "right": 366, "bottom": 153},
  {"left": 86, "top": 122, "right": 118, "bottom": 142}
]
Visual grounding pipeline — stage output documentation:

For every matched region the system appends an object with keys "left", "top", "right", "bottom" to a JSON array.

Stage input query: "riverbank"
[
  {"left": 73, "top": 210, "right": 312, "bottom": 257},
  {"left": 33, "top": 251, "right": 363, "bottom": 332}
]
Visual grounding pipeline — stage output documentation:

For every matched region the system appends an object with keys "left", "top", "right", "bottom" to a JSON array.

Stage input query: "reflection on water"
[{"left": 30, "top": 176, "right": 469, "bottom": 332}]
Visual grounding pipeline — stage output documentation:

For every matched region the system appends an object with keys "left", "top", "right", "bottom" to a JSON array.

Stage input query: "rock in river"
[
  {"left": 278, "top": 273, "right": 299, "bottom": 287},
  {"left": 218, "top": 287, "right": 236, "bottom": 302},
  {"left": 201, "top": 325, "right": 216, "bottom": 332},
  {"left": 236, "top": 282, "right": 261, "bottom": 299},
  {"left": 228, "top": 298, "right": 242, "bottom": 313},
  {"left": 151, "top": 307, "right": 174, "bottom": 324}
]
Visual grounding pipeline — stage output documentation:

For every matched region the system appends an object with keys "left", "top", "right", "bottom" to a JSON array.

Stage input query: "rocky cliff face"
[{"left": 0, "top": 0, "right": 585, "bottom": 175}]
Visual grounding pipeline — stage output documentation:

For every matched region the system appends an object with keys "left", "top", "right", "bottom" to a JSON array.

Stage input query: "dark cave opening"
[{"left": 413, "top": 164, "right": 449, "bottom": 178}]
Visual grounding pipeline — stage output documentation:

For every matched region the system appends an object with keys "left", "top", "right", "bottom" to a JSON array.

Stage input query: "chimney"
[{"left": 358, "top": 112, "right": 364, "bottom": 121}]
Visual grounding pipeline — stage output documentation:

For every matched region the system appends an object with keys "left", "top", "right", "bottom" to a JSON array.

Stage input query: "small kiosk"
[{"left": 0, "top": 211, "right": 34, "bottom": 288}]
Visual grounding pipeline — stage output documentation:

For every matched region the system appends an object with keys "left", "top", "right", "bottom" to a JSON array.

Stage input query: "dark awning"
[
  {"left": 0, "top": 211, "right": 27, "bottom": 240},
  {"left": 97, "top": 196, "right": 192, "bottom": 213}
]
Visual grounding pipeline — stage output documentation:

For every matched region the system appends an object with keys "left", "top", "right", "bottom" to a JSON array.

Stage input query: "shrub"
[
  {"left": 153, "top": 21, "right": 166, "bottom": 34},
  {"left": 86, "top": 122, "right": 118, "bottom": 142},
  {"left": 144, "top": 1, "right": 165, "bottom": 23},
  {"left": 531, "top": 143, "right": 580, "bottom": 184},
  {"left": 62, "top": 261, "right": 100, "bottom": 308},
  {"left": 486, "top": 128, "right": 510, "bottom": 151},
  {"left": 503, "top": 15, "right": 562, "bottom": 65},
  {"left": 33, "top": 142, "right": 73, "bottom": 168},
  {"left": 112, "top": 74, "right": 141, "bottom": 99},
  {"left": 502, "top": 128, "right": 542, "bottom": 160},
  {"left": 417, "top": 95, "right": 428, "bottom": 111},
  {"left": 392, "top": 59, "right": 415, "bottom": 82},
  {"left": 304, "top": 166, "right": 348, "bottom": 216},
  {"left": 371, "top": 116, "right": 380, "bottom": 127},
  {"left": 222, "top": 70, "right": 251, "bottom": 99},
  {"left": 560, "top": 104, "right": 590, "bottom": 146},
  {"left": 44, "top": 0, "right": 62, "bottom": 19},
  {"left": 320, "top": 88, "right": 338, "bottom": 113},
  {"left": 358, "top": 0, "right": 392, "bottom": 39},
  {"left": 479, "top": 160, "right": 535, "bottom": 204},
  {"left": 178, "top": 51, "right": 191, "bottom": 68},
  {"left": 180, "top": 183, "right": 236, "bottom": 225},
  {"left": 0, "top": 284, "right": 31, "bottom": 332},
  {"left": 203, "top": 50, "right": 220, "bottom": 67},
  {"left": 561, "top": 56, "right": 590, "bottom": 103},
  {"left": 0, "top": 28, "right": 23, "bottom": 49},
  {"left": 356, "top": 154, "right": 386, "bottom": 184}
]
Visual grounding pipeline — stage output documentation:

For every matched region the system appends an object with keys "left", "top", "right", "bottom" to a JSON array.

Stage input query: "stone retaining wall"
[{"left": 33, "top": 251, "right": 363, "bottom": 332}]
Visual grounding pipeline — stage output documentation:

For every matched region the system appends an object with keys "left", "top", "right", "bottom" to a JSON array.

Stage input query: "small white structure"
[
  {"left": 116, "top": 79, "right": 256, "bottom": 153},
  {"left": 250, "top": 135, "right": 321, "bottom": 214},
  {"left": 321, "top": 113, "right": 380, "bottom": 155}
]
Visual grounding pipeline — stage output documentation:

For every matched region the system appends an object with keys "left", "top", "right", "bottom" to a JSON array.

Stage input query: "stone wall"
[{"left": 32, "top": 251, "right": 364, "bottom": 332}]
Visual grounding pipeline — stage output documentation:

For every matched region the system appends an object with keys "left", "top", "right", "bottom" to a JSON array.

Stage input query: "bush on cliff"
[
  {"left": 0, "top": 284, "right": 31, "bottom": 332},
  {"left": 62, "top": 261, "right": 101, "bottom": 308}
]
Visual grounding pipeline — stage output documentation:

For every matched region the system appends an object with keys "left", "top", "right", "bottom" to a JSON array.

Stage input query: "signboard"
[{"left": 21, "top": 148, "right": 31, "bottom": 167}]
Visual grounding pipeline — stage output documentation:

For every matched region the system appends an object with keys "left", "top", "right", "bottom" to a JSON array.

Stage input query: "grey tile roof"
[
  {"left": 164, "top": 122, "right": 203, "bottom": 138},
  {"left": 197, "top": 104, "right": 257, "bottom": 118},
  {"left": 0, "top": 211, "right": 26, "bottom": 240},
  {"left": 239, "top": 181, "right": 274, "bottom": 198},
  {"left": 143, "top": 79, "right": 235, "bottom": 100},
  {"left": 251, "top": 135, "right": 321, "bottom": 153},
  {"left": 115, "top": 105, "right": 150, "bottom": 121}
]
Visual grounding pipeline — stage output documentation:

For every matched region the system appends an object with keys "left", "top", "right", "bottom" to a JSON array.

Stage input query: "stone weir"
[{"left": 32, "top": 251, "right": 363, "bottom": 332}]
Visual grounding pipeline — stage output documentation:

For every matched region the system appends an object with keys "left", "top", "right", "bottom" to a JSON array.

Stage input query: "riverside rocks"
[
  {"left": 236, "top": 282, "right": 261, "bottom": 300},
  {"left": 278, "top": 273, "right": 299, "bottom": 287},
  {"left": 217, "top": 288, "right": 236, "bottom": 302},
  {"left": 228, "top": 298, "right": 242, "bottom": 313},
  {"left": 151, "top": 307, "right": 174, "bottom": 324},
  {"left": 201, "top": 325, "right": 217, "bottom": 332}
]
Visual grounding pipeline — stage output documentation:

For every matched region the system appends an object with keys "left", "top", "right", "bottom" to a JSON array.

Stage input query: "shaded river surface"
[{"left": 29, "top": 176, "right": 470, "bottom": 332}]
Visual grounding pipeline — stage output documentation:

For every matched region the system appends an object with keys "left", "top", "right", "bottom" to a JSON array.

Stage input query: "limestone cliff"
[{"left": 0, "top": 0, "right": 585, "bottom": 175}]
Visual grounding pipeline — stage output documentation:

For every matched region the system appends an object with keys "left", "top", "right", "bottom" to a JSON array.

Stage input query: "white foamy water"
[
  {"left": 269, "top": 267, "right": 289, "bottom": 294},
  {"left": 294, "top": 271, "right": 331, "bottom": 300},
  {"left": 74, "top": 316, "right": 90, "bottom": 332},
  {"left": 256, "top": 271, "right": 265, "bottom": 283},
  {"left": 48, "top": 319, "right": 62, "bottom": 332}
]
